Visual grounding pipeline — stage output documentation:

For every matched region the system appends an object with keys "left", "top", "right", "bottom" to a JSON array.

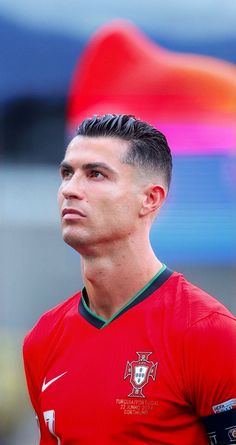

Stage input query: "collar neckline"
[{"left": 79, "top": 265, "right": 173, "bottom": 329}]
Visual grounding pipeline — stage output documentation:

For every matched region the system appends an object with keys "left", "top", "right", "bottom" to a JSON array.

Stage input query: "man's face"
[{"left": 58, "top": 135, "right": 145, "bottom": 253}]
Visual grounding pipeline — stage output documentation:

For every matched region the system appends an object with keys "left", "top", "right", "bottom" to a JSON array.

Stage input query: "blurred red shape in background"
[{"left": 67, "top": 20, "right": 236, "bottom": 154}]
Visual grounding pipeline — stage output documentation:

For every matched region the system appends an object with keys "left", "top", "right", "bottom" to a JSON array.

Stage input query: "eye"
[
  {"left": 60, "top": 167, "right": 73, "bottom": 179},
  {"left": 88, "top": 170, "right": 105, "bottom": 180}
]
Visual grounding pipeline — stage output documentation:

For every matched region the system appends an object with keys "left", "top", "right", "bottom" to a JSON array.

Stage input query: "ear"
[{"left": 139, "top": 184, "right": 166, "bottom": 217}]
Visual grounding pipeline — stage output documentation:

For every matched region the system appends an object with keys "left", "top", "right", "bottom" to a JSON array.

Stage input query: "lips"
[{"left": 62, "top": 208, "right": 86, "bottom": 218}]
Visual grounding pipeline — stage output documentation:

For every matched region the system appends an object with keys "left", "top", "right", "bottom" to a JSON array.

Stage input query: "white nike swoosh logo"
[{"left": 41, "top": 371, "right": 67, "bottom": 392}]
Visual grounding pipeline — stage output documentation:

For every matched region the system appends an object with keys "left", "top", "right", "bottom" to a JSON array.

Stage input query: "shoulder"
[
  {"left": 163, "top": 271, "right": 236, "bottom": 352},
  {"left": 174, "top": 273, "right": 236, "bottom": 382},
  {"left": 23, "top": 291, "right": 81, "bottom": 355},
  {"left": 169, "top": 271, "right": 235, "bottom": 328},
  {"left": 170, "top": 274, "right": 236, "bottom": 413}
]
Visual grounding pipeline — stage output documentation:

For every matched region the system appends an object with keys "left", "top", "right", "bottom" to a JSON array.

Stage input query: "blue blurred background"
[{"left": 1, "top": 1, "right": 235, "bottom": 443}]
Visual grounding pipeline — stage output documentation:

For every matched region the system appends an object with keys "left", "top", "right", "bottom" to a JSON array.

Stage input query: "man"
[{"left": 23, "top": 114, "right": 236, "bottom": 445}]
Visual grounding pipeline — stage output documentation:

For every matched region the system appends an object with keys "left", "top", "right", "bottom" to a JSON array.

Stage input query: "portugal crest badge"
[{"left": 124, "top": 352, "right": 158, "bottom": 398}]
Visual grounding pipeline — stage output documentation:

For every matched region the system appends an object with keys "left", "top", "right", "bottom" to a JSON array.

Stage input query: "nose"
[{"left": 60, "top": 174, "right": 85, "bottom": 201}]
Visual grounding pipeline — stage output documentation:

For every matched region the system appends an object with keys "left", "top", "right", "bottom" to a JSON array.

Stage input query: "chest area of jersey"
[
  {"left": 42, "top": 334, "right": 159, "bottom": 404},
  {"left": 38, "top": 319, "right": 193, "bottom": 444},
  {"left": 38, "top": 312, "right": 211, "bottom": 445},
  {"left": 41, "top": 346, "right": 160, "bottom": 413}
]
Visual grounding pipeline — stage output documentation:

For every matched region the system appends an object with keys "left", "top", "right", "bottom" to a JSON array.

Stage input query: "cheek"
[
  {"left": 57, "top": 187, "right": 63, "bottom": 208},
  {"left": 105, "top": 196, "right": 138, "bottom": 221}
]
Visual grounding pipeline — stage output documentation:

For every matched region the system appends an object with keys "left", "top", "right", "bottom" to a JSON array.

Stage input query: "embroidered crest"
[{"left": 124, "top": 352, "right": 158, "bottom": 398}]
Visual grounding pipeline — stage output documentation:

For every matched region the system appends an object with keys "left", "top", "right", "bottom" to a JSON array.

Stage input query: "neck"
[{"left": 81, "top": 239, "right": 162, "bottom": 320}]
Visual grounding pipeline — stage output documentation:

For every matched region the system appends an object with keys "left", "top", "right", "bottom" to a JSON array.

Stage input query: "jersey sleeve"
[
  {"left": 182, "top": 312, "right": 236, "bottom": 443},
  {"left": 23, "top": 331, "right": 41, "bottom": 415},
  {"left": 23, "top": 331, "right": 54, "bottom": 444}
]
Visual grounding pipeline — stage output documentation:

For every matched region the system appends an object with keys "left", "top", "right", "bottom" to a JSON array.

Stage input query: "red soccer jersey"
[{"left": 23, "top": 267, "right": 236, "bottom": 445}]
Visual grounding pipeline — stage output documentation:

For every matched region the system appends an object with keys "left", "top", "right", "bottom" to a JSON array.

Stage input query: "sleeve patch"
[{"left": 213, "top": 399, "right": 236, "bottom": 414}]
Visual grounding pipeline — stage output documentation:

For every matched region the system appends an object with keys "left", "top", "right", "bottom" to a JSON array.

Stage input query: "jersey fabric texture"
[{"left": 23, "top": 268, "right": 236, "bottom": 445}]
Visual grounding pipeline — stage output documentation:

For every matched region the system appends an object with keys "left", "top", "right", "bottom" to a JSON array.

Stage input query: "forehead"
[{"left": 64, "top": 135, "right": 129, "bottom": 165}]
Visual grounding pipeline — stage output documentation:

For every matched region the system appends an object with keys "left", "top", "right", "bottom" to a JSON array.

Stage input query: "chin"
[{"left": 62, "top": 228, "right": 84, "bottom": 247}]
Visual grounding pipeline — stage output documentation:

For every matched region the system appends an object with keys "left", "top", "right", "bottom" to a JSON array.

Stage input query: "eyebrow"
[
  {"left": 59, "top": 161, "right": 117, "bottom": 176},
  {"left": 59, "top": 161, "right": 73, "bottom": 170},
  {"left": 82, "top": 162, "right": 117, "bottom": 175}
]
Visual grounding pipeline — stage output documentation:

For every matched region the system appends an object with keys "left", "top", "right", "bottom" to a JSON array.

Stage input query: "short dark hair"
[{"left": 76, "top": 114, "right": 172, "bottom": 189}]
